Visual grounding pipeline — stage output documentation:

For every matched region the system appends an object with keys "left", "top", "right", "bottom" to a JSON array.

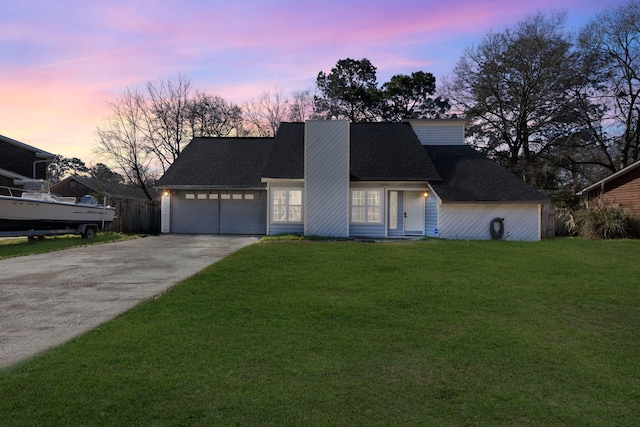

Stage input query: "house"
[
  {"left": 51, "top": 176, "right": 160, "bottom": 233},
  {"left": 0, "top": 134, "right": 55, "bottom": 189},
  {"left": 578, "top": 160, "right": 640, "bottom": 213},
  {"left": 156, "top": 120, "right": 548, "bottom": 241}
]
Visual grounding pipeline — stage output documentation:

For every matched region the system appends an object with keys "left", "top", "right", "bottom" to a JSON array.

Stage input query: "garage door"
[
  {"left": 220, "top": 191, "right": 267, "bottom": 234},
  {"left": 171, "top": 191, "right": 267, "bottom": 235},
  {"left": 171, "top": 192, "right": 220, "bottom": 234}
]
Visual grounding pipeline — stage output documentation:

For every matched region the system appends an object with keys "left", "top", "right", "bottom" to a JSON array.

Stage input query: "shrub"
[{"left": 567, "top": 199, "right": 640, "bottom": 239}]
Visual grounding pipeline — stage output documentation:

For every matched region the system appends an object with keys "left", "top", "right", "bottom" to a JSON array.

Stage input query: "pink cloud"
[{"left": 0, "top": 0, "right": 614, "bottom": 164}]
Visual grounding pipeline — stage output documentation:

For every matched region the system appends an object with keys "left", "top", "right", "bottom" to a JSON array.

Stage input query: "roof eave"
[
  {"left": 578, "top": 159, "right": 640, "bottom": 194},
  {"left": 155, "top": 184, "right": 267, "bottom": 190}
]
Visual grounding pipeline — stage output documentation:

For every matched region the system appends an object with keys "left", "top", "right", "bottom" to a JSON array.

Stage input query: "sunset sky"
[{"left": 0, "top": 0, "right": 619, "bottom": 164}]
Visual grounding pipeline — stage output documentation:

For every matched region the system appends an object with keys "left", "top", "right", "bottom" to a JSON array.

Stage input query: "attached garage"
[
  {"left": 155, "top": 136, "right": 275, "bottom": 235},
  {"left": 168, "top": 190, "right": 267, "bottom": 235}
]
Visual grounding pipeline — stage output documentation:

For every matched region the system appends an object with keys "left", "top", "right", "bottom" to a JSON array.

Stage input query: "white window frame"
[
  {"left": 271, "top": 188, "right": 303, "bottom": 223},
  {"left": 350, "top": 189, "right": 383, "bottom": 224}
]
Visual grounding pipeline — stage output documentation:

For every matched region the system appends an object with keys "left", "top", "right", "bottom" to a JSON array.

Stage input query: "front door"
[{"left": 404, "top": 191, "right": 425, "bottom": 235}]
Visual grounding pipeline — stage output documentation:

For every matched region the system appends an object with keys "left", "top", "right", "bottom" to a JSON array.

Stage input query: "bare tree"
[
  {"left": 243, "top": 88, "right": 289, "bottom": 136},
  {"left": 95, "top": 87, "right": 156, "bottom": 200},
  {"left": 95, "top": 75, "right": 246, "bottom": 196},
  {"left": 288, "top": 89, "right": 316, "bottom": 122},
  {"left": 579, "top": 0, "right": 640, "bottom": 171},
  {"left": 446, "top": 11, "right": 585, "bottom": 187},
  {"left": 140, "top": 75, "right": 192, "bottom": 173},
  {"left": 188, "top": 92, "right": 243, "bottom": 137}
]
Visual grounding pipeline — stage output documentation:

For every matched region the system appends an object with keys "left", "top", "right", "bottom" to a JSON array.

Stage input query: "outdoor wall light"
[
  {"left": 423, "top": 191, "right": 429, "bottom": 198},
  {"left": 163, "top": 190, "right": 170, "bottom": 196}
]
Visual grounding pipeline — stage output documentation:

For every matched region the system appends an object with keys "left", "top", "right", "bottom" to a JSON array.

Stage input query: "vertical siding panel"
[
  {"left": 269, "top": 224, "right": 304, "bottom": 235},
  {"left": 407, "top": 121, "right": 466, "bottom": 145},
  {"left": 425, "top": 194, "right": 439, "bottom": 237},
  {"left": 305, "top": 121, "right": 350, "bottom": 237},
  {"left": 350, "top": 224, "right": 386, "bottom": 237},
  {"left": 439, "top": 204, "right": 540, "bottom": 241}
]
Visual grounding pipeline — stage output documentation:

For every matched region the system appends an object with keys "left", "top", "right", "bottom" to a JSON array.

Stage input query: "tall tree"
[
  {"left": 140, "top": 75, "right": 192, "bottom": 172},
  {"left": 89, "top": 163, "right": 124, "bottom": 185},
  {"left": 447, "top": 11, "right": 584, "bottom": 187},
  {"left": 579, "top": 0, "right": 640, "bottom": 171},
  {"left": 314, "top": 58, "right": 381, "bottom": 122},
  {"left": 95, "top": 87, "right": 156, "bottom": 200},
  {"left": 380, "top": 71, "right": 450, "bottom": 121},
  {"left": 95, "top": 76, "right": 244, "bottom": 195},
  {"left": 188, "top": 92, "right": 243, "bottom": 137},
  {"left": 47, "top": 156, "right": 89, "bottom": 183}
]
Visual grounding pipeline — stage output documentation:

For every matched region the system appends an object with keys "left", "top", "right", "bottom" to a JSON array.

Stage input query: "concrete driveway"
[{"left": 0, "top": 234, "right": 259, "bottom": 369}]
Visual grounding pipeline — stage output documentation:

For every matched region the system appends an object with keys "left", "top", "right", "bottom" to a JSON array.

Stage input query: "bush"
[{"left": 567, "top": 199, "right": 640, "bottom": 239}]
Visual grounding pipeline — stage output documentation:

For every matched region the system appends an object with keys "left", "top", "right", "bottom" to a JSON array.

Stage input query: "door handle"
[{"left": 404, "top": 212, "right": 407, "bottom": 218}]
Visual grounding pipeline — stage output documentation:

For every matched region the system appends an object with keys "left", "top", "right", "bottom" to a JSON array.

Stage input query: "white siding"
[
  {"left": 305, "top": 120, "right": 350, "bottom": 237},
  {"left": 408, "top": 121, "right": 466, "bottom": 145},
  {"left": 439, "top": 203, "right": 541, "bottom": 241},
  {"left": 424, "top": 193, "right": 439, "bottom": 237},
  {"left": 161, "top": 193, "right": 170, "bottom": 233}
]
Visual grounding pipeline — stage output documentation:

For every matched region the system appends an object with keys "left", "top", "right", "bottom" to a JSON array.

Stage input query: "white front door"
[{"left": 404, "top": 192, "right": 425, "bottom": 235}]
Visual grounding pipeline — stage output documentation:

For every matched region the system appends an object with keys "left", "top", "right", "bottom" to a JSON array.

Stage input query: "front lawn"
[
  {"left": 0, "top": 238, "right": 638, "bottom": 425},
  {"left": 0, "top": 232, "right": 139, "bottom": 260}
]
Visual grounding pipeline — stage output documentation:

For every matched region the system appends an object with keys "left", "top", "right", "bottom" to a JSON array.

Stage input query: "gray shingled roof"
[
  {"left": 155, "top": 124, "right": 547, "bottom": 204},
  {"left": 423, "top": 145, "right": 548, "bottom": 202},
  {"left": 261, "top": 122, "right": 305, "bottom": 179},
  {"left": 156, "top": 137, "right": 274, "bottom": 188},
  {"left": 262, "top": 122, "right": 441, "bottom": 181}
]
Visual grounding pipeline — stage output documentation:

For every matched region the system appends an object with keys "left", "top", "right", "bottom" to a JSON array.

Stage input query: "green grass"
[
  {"left": 0, "top": 238, "right": 638, "bottom": 426},
  {"left": 0, "top": 232, "right": 140, "bottom": 259}
]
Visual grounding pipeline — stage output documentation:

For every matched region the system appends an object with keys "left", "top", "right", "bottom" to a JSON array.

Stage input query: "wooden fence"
[
  {"left": 105, "top": 199, "right": 161, "bottom": 234},
  {"left": 541, "top": 203, "right": 556, "bottom": 238}
]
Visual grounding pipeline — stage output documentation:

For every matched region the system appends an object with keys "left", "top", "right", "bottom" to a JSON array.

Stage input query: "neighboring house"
[
  {"left": 578, "top": 160, "right": 640, "bottom": 213},
  {"left": 0, "top": 134, "right": 55, "bottom": 189},
  {"left": 51, "top": 176, "right": 160, "bottom": 233},
  {"left": 156, "top": 120, "right": 548, "bottom": 241}
]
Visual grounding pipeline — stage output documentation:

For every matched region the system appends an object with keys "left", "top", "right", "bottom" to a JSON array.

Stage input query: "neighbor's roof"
[
  {"left": 0, "top": 134, "right": 56, "bottom": 158},
  {"left": 424, "top": 145, "right": 549, "bottom": 203},
  {"left": 155, "top": 137, "right": 275, "bottom": 189},
  {"left": 577, "top": 159, "right": 640, "bottom": 195},
  {"left": 0, "top": 167, "right": 30, "bottom": 181},
  {"left": 52, "top": 175, "right": 155, "bottom": 200},
  {"left": 262, "top": 122, "right": 441, "bottom": 181}
]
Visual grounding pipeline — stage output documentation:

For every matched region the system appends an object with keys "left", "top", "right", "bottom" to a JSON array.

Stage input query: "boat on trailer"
[{"left": 0, "top": 180, "right": 116, "bottom": 239}]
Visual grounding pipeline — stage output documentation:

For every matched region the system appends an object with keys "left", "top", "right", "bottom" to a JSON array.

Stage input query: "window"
[
  {"left": 351, "top": 190, "right": 382, "bottom": 224},
  {"left": 272, "top": 189, "right": 302, "bottom": 222},
  {"left": 389, "top": 191, "right": 398, "bottom": 229}
]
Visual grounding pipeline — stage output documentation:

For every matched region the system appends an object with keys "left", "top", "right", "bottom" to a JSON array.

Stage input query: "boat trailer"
[{"left": 0, "top": 224, "right": 101, "bottom": 241}]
